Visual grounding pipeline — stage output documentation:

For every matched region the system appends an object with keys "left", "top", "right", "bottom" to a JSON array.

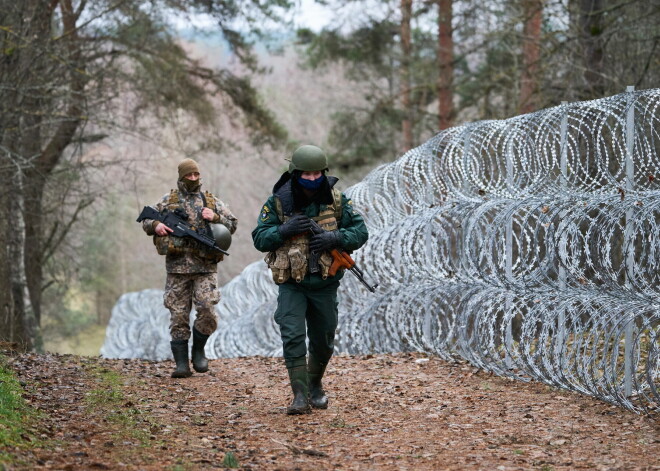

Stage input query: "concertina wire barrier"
[{"left": 102, "top": 88, "right": 660, "bottom": 414}]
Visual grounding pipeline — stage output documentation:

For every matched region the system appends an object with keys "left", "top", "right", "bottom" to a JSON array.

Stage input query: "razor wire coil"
[{"left": 102, "top": 89, "right": 660, "bottom": 414}]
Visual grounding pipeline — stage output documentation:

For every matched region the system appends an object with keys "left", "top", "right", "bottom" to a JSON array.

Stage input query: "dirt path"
[{"left": 4, "top": 352, "right": 659, "bottom": 470}]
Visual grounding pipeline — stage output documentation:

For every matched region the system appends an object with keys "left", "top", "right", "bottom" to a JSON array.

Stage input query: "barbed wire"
[{"left": 102, "top": 89, "right": 660, "bottom": 414}]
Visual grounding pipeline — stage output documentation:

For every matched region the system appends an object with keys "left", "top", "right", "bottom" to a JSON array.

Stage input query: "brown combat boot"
[
  {"left": 286, "top": 365, "right": 311, "bottom": 415},
  {"left": 308, "top": 355, "right": 328, "bottom": 409},
  {"left": 170, "top": 340, "right": 192, "bottom": 378}
]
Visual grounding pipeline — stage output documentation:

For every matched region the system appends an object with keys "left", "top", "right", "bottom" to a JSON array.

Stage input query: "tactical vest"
[
  {"left": 265, "top": 188, "right": 343, "bottom": 284},
  {"left": 153, "top": 189, "right": 224, "bottom": 263}
]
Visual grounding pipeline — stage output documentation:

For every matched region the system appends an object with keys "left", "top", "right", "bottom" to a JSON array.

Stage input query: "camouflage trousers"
[{"left": 164, "top": 272, "right": 220, "bottom": 341}]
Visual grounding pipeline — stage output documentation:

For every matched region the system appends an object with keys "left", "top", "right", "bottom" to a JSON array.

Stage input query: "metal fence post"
[
  {"left": 461, "top": 129, "right": 471, "bottom": 274},
  {"left": 556, "top": 102, "right": 568, "bottom": 360},
  {"left": 505, "top": 131, "right": 514, "bottom": 368},
  {"left": 624, "top": 85, "right": 635, "bottom": 397}
]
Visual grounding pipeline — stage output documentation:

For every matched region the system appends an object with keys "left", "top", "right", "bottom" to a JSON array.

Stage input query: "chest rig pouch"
[
  {"left": 265, "top": 188, "right": 342, "bottom": 284},
  {"left": 154, "top": 190, "right": 224, "bottom": 263}
]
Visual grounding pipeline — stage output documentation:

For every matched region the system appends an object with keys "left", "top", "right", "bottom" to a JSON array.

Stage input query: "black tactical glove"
[
  {"left": 278, "top": 214, "right": 312, "bottom": 239},
  {"left": 310, "top": 230, "right": 343, "bottom": 252}
]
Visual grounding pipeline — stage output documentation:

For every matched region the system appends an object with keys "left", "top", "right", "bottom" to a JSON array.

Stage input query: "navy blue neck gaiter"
[{"left": 297, "top": 174, "right": 325, "bottom": 190}]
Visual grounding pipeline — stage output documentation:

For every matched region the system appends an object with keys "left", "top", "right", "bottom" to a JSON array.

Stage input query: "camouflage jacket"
[{"left": 142, "top": 180, "right": 238, "bottom": 274}]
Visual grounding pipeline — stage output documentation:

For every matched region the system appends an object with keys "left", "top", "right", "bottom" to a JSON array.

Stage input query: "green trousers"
[{"left": 274, "top": 281, "right": 339, "bottom": 368}]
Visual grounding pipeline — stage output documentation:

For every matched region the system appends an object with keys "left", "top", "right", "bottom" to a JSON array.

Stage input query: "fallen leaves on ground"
[{"left": 4, "top": 351, "right": 659, "bottom": 470}]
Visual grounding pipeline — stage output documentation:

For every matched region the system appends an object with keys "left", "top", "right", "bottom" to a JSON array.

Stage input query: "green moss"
[
  {"left": 84, "top": 367, "right": 160, "bottom": 447},
  {"left": 169, "top": 462, "right": 195, "bottom": 471},
  {"left": 84, "top": 368, "right": 124, "bottom": 406},
  {"left": 0, "top": 355, "right": 39, "bottom": 465},
  {"left": 222, "top": 452, "right": 239, "bottom": 468}
]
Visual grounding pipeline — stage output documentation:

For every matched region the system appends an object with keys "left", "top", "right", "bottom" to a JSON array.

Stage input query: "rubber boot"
[
  {"left": 170, "top": 340, "right": 192, "bottom": 378},
  {"left": 286, "top": 365, "right": 311, "bottom": 415},
  {"left": 308, "top": 355, "right": 328, "bottom": 409},
  {"left": 191, "top": 328, "right": 209, "bottom": 373}
]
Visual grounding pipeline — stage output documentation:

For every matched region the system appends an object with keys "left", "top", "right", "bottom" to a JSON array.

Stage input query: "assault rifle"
[
  {"left": 136, "top": 206, "right": 230, "bottom": 256},
  {"left": 309, "top": 219, "right": 378, "bottom": 293}
]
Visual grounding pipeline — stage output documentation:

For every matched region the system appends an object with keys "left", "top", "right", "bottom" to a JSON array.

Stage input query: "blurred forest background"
[{"left": 1, "top": 0, "right": 657, "bottom": 354}]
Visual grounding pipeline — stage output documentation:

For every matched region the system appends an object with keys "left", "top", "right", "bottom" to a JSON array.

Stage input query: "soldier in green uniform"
[
  {"left": 142, "top": 158, "right": 238, "bottom": 378},
  {"left": 252, "top": 145, "right": 369, "bottom": 414}
]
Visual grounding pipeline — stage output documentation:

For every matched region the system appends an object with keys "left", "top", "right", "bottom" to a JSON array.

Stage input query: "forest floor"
[{"left": 2, "top": 350, "right": 659, "bottom": 471}]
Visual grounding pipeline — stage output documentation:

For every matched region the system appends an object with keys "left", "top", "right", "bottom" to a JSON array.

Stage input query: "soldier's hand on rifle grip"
[
  {"left": 310, "top": 230, "right": 343, "bottom": 252},
  {"left": 155, "top": 223, "right": 174, "bottom": 236},
  {"left": 278, "top": 215, "right": 312, "bottom": 239}
]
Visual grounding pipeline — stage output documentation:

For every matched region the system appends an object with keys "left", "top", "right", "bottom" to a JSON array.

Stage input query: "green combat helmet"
[
  {"left": 289, "top": 145, "right": 328, "bottom": 172},
  {"left": 209, "top": 223, "right": 232, "bottom": 251}
]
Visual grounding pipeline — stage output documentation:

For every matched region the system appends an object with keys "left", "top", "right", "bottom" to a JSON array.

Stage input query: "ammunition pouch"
[
  {"left": 153, "top": 235, "right": 194, "bottom": 256},
  {"left": 197, "top": 246, "right": 224, "bottom": 264},
  {"left": 265, "top": 247, "right": 290, "bottom": 284},
  {"left": 154, "top": 235, "right": 169, "bottom": 255},
  {"left": 288, "top": 245, "right": 308, "bottom": 283},
  {"left": 266, "top": 229, "right": 344, "bottom": 283},
  {"left": 266, "top": 188, "right": 342, "bottom": 284},
  {"left": 318, "top": 252, "right": 333, "bottom": 279},
  {"left": 154, "top": 235, "right": 223, "bottom": 263}
]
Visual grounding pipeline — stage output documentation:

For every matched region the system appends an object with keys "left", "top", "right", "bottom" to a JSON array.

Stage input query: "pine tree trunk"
[
  {"left": 518, "top": 0, "right": 542, "bottom": 114},
  {"left": 437, "top": 0, "right": 454, "bottom": 130},
  {"left": 400, "top": 0, "right": 413, "bottom": 152}
]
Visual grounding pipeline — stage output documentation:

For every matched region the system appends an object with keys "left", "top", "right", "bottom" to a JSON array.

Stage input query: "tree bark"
[
  {"left": 8, "top": 169, "right": 38, "bottom": 350},
  {"left": 518, "top": 0, "right": 543, "bottom": 114},
  {"left": 0, "top": 0, "right": 53, "bottom": 349},
  {"left": 0, "top": 155, "right": 22, "bottom": 346},
  {"left": 0, "top": 198, "right": 12, "bottom": 343},
  {"left": 0, "top": 0, "right": 85, "bottom": 350},
  {"left": 437, "top": 0, "right": 454, "bottom": 130},
  {"left": 23, "top": 0, "right": 86, "bottom": 343},
  {"left": 0, "top": 4, "right": 17, "bottom": 345},
  {"left": 400, "top": 0, "right": 413, "bottom": 152},
  {"left": 572, "top": 0, "right": 606, "bottom": 98}
]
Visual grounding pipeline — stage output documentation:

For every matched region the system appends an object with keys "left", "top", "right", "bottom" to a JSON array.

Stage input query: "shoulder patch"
[{"left": 346, "top": 199, "right": 358, "bottom": 215}]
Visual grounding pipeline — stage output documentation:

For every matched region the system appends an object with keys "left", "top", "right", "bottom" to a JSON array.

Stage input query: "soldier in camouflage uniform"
[
  {"left": 142, "top": 158, "right": 238, "bottom": 378},
  {"left": 252, "top": 145, "right": 368, "bottom": 414}
]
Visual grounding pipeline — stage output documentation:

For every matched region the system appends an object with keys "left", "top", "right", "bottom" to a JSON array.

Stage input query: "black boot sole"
[
  {"left": 171, "top": 371, "right": 192, "bottom": 378},
  {"left": 287, "top": 406, "right": 312, "bottom": 415},
  {"left": 192, "top": 364, "right": 208, "bottom": 373}
]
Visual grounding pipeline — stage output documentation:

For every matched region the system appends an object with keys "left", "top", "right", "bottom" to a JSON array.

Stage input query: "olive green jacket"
[{"left": 252, "top": 177, "right": 369, "bottom": 289}]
